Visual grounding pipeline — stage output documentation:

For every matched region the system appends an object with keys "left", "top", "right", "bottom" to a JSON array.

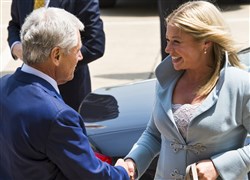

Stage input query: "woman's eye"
[
  {"left": 166, "top": 39, "right": 180, "bottom": 45},
  {"left": 173, "top": 40, "right": 180, "bottom": 44}
]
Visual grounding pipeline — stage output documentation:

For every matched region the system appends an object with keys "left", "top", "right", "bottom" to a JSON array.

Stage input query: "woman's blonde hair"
[{"left": 166, "top": 1, "right": 244, "bottom": 96}]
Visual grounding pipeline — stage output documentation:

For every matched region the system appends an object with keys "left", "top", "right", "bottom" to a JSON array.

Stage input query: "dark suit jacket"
[
  {"left": 0, "top": 68, "right": 128, "bottom": 180},
  {"left": 7, "top": 0, "right": 105, "bottom": 110}
]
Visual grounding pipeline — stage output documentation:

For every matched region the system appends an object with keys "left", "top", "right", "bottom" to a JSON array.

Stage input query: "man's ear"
[{"left": 50, "top": 47, "right": 61, "bottom": 65}]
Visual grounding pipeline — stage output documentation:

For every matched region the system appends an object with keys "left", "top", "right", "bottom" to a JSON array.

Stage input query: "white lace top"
[{"left": 172, "top": 104, "right": 200, "bottom": 140}]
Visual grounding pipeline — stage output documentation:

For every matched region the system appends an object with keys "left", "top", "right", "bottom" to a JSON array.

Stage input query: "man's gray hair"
[{"left": 21, "top": 7, "right": 84, "bottom": 64}]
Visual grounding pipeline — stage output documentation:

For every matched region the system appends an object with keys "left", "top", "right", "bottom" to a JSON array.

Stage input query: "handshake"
[{"left": 115, "top": 158, "right": 137, "bottom": 180}]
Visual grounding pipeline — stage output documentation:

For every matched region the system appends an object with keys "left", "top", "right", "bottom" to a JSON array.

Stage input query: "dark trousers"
[{"left": 158, "top": 0, "right": 185, "bottom": 60}]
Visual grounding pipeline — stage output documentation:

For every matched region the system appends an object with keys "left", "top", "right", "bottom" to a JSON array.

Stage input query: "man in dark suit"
[
  {"left": 0, "top": 7, "right": 129, "bottom": 180},
  {"left": 7, "top": 0, "right": 105, "bottom": 111}
]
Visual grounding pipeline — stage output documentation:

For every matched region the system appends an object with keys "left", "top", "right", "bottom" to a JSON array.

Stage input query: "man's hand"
[
  {"left": 115, "top": 159, "right": 132, "bottom": 178},
  {"left": 196, "top": 159, "right": 219, "bottom": 180},
  {"left": 12, "top": 43, "right": 23, "bottom": 60}
]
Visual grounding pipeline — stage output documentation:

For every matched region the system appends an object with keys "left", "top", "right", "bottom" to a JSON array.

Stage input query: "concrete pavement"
[{"left": 0, "top": 0, "right": 249, "bottom": 91}]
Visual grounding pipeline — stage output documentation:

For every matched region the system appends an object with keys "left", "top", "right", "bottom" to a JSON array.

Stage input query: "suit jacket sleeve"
[
  {"left": 46, "top": 108, "right": 129, "bottom": 180},
  {"left": 73, "top": 0, "right": 105, "bottom": 64},
  {"left": 7, "top": 0, "right": 22, "bottom": 48}
]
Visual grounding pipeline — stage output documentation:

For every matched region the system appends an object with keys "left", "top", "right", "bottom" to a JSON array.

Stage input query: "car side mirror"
[{"left": 78, "top": 93, "right": 119, "bottom": 122}]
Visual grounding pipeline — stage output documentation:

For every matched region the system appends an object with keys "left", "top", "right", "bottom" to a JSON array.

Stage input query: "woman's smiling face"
[{"left": 165, "top": 24, "right": 206, "bottom": 71}]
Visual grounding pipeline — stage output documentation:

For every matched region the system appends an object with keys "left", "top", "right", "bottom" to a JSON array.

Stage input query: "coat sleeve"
[
  {"left": 7, "top": 0, "right": 22, "bottom": 48},
  {"left": 73, "top": 0, "right": 105, "bottom": 64},
  {"left": 46, "top": 109, "right": 129, "bottom": 180},
  {"left": 125, "top": 114, "right": 161, "bottom": 178},
  {"left": 211, "top": 73, "right": 250, "bottom": 179},
  {"left": 125, "top": 81, "right": 162, "bottom": 178}
]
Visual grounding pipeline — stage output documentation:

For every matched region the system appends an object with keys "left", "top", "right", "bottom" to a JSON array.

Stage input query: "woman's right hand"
[
  {"left": 125, "top": 158, "right": 136, "bottom": 180},
  {"left": 196, "top": 159, "right": 219, "bottom": 180}
]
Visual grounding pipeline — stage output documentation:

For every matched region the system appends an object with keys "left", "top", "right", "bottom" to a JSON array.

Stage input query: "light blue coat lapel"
[
  {"left": 192, "top": 52, "right": 229, "bottom": 121},
  {"left": 155, "top": 56, "right": 184, "bottom": 139}
]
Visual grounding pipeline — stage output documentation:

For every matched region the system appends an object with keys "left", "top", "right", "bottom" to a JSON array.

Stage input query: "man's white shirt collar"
[{"left": 21, "top": 63, "right": 60, "bottom": 94}]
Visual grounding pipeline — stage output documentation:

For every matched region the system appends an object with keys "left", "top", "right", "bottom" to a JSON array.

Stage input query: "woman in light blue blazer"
[{"left": 125, "top": 1, "right": 250, "bottom": 179}]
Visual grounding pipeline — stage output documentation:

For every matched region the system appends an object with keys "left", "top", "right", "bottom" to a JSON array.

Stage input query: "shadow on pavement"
[{"left": 93, "top": 71, "right": 155, "bottom": 80}]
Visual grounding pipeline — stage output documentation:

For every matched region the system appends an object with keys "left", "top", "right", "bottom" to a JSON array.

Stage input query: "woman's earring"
[{"left": 204, "top": 48, "right": 207, "bottom": 54}]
